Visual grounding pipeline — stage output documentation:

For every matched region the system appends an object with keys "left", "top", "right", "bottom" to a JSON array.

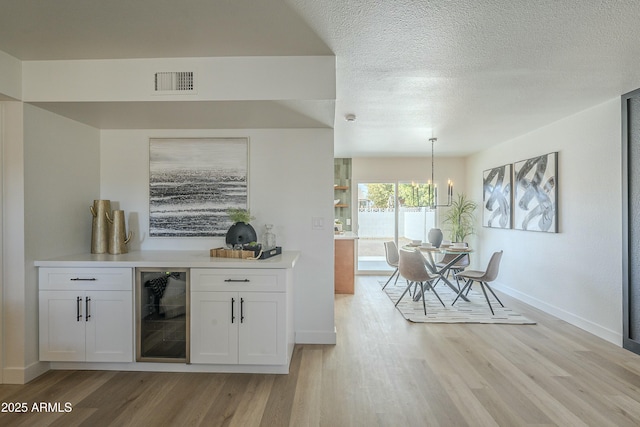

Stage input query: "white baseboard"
[
  {"left": 492, "top": 281, "right": 622, "bottom": 346},
  {"left": 49, "top": 361, "right": 290, "bottom": 374},
  {"left": 295, "top": 327, "right": 337, "bottom": 344},
  {"left": 3, "top": 361, "right": 50, "bottom": 384}
]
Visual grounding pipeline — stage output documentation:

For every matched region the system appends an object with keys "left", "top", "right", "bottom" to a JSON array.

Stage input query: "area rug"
[{"left": 380, "top": 280, "right": 536, "bottom": 324}]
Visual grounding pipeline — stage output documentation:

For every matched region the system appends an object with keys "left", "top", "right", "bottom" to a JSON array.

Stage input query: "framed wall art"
[
  {"left": 483, "top": 163, "right": 512, "bottom": 229},
  {"left": 513, "top": 152, "right": 558, "bottom": 232},
  {"left": 149, "top": 137, "right": 249, "bottom": 237}
]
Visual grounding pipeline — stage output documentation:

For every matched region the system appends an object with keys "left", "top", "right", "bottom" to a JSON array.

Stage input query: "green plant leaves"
[{"left": 442, "top": 193, "right": 477, "bottom": 242}]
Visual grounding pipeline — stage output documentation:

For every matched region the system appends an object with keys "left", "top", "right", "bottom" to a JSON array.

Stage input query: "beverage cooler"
[{"left": 136, "top": 268, "right": 189, "bottom": 362}]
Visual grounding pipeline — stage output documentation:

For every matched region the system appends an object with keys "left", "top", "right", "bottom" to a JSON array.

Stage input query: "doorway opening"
[{"left": 356, "top": 181, "right": 436, "bottom": 274}]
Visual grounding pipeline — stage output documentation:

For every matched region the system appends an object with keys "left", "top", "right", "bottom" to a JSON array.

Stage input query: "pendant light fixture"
[{"left": 427, "top": 137, "right": 453, "bottom": 209}]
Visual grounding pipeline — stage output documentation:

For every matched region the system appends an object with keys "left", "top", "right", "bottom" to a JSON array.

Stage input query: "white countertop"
[
  {"left": 334, "top": 231, "right": 359, "bottom": 240},
  {"left": 35, "top": 250, "right": 300, "bottom": 269}
]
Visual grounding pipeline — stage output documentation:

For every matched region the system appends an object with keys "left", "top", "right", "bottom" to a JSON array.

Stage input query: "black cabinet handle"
[
  {"left": 224, "top": 279, "right": 250, "bottom": 283},
  {"left": 76, "top": 296, "right": 82, "bottom": 321},
  {"left": 85, "top": 297, "right": 91, "bottom": 321},
  {"left": 231, "top": 297, "right": 235, "bottom": 323},
  {"left": 71, "top": 278, "right": 97, "bottom": 281},
  {"left": 240, "top": 298, "right": 245, "bottom": 323}
]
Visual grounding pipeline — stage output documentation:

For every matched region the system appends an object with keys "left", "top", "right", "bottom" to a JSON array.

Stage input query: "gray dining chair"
[
  {"left": 435, "top": 246, "right": 470, "bottom": 289},
  {"left": 396, "top": 248, "right": 445, "bottom": 315},
  {"left": 382, "top": 241, "right": 400, "bottom": 290},
  {"left": 452, "top": 250, "right": 504, "bottom": 315}
]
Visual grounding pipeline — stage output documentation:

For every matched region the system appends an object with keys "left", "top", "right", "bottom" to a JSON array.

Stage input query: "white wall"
[
  {"left": 24, "top": 104, "right": 101, "bottom": 259},
  {"left": 22, "top": 56, "right": 335, "bottom": 102},
  {"left": 0, "top": 51, "right": 24, "bottom": 384},
  {"left": 100, "top": 128, "right": 336, "bottom": 344},
  {"left": 467, "top": 98, "right": 622, "bottom": 344},
  {"left": 5, "top": 104, "right": 101, "bottom": 384},
  {"left": 1, "top": 101, "right": 25, "bottom": 383},
  {"left": 0, "top": 50, "right": 21, "bottom": 100}
]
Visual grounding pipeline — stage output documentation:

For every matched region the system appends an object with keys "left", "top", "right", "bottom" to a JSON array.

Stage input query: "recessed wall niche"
[{"left": 334, "top": 158, "right": 352, "bottom": 231}]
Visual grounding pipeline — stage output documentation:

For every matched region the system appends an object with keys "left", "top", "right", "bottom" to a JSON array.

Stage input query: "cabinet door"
[
  {"left": 85, "top": 290, "right": 134, "bottom": 362},
  {"left": 238, "top": 292, "right": 286, "bottom": 365},
  {"left": 39, "top": 291, "right": 86, "bottom": 362},
  {"left": 191, "top": 291, "right": 238, "bottom": 364}
]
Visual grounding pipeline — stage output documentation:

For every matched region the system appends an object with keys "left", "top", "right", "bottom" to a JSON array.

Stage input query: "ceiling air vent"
[{"left": 154, "top": 71, "right": 194, "bottom": 93}]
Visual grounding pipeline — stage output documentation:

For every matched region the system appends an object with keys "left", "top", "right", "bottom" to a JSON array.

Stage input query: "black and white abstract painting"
[
  {"left": 514, "top": 152, "right": 558, "bottom": 232},
  {"left": 483, "top": 164, "right": 512, "bottom": 229},
  {"left": 149, "top": 138, "right": 248, "bottom": 237}
]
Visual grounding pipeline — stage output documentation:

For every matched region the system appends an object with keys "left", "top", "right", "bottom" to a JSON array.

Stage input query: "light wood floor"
[{"left": 3, "top": 275, "right": 640, "bottom": 426}]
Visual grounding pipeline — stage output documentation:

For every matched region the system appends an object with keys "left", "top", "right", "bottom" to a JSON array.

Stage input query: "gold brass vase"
[
  {"left": 106, "top": 209, "right": 133, "bottom": 254},
  {"left": 90, "top": 200, "right": 111, "bottom": 254}
]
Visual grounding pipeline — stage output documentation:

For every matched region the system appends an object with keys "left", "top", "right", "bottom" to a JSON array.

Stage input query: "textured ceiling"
[
  {"left": 288, "top": 0, "right": 640, "bottom": 156},
  {"left": 2, "top": 0, "right": 640, "bottom": 157}
]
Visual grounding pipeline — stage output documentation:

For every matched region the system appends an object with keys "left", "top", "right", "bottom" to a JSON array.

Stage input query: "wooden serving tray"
[{"left": 209, "top": 247, "right": 256, "bottom": 259}]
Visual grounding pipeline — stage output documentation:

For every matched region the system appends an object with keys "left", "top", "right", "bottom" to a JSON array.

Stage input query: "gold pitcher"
[
  {"left": 90, "top": 200, "right": 111, "bottom": 254},
  {"left": 106, "top": 210, "right": 133, "bottom": 254}
]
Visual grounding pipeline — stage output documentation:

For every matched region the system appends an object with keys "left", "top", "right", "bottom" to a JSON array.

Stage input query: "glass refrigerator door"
[{"left": 137, "top": 269, "right": 189, "bottom": 362}]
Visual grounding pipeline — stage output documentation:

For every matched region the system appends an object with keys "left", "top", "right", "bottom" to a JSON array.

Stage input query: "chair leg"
[
  {"left": 465, "top": 283, "right": 472, "bottom": 296},
  {"left": 420, "top": 282, "right": 427, "bottom": 315},
  {"left": 451, "top": 269, "right": 462, "bottom": 290},
  {"left": 483, "top": 282, "right": 504, "bottom": 307},
  {"left": 424, "top": 280, "right": 446, "bottom": 307},
  {"left": 382, "top": 268, "right": 398, "bottom": 290},
  {"left": 430, "top": 276, "right": 442, "bottom": 289},
  {"left": 412, "top": 281, "right": 422, "bottom": 301},
  {"left": 395, "top": 281, "right": 414, "bottom": 306},
  {"left": 452, "top": 279, "right": 473, "bottom": 305},
  {"left": 478, "top": 282, "right": 495, "bottom": 315}
]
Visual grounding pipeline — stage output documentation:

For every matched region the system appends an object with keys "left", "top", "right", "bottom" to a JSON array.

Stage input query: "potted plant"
[
  {"left": 225, "top": 208, "right": 257, "bottom": 246},
  {"left": 442, "top": 193, "right": 477, "bottom": 243},
  {"left": 242, "top": 240, "right": 262, "bottom": 256}
]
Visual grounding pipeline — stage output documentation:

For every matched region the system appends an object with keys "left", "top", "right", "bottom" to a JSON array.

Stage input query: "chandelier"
[
  {"left": 408, "top": 137, "right": 453, "bottom": 208},
  {"left": 426, "top": 137, "right": 453, "bottom": 208}
]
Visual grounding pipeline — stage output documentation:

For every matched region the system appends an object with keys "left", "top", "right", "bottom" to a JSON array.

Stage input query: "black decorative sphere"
[{"left": 225, "top": 222, "right": 257, "bottom": 246}]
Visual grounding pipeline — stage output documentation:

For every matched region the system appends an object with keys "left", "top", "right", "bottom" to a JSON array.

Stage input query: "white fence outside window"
[{"left": 357, "top": 208, "right": 436, "bottom": 241}]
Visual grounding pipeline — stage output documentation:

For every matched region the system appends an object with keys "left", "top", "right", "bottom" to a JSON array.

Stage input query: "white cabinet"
[
  {"left": 191, "top": 291, "right": 238, "bottom": 364},
  {"left": 39, "top": 290, "right": 86, "bottom": 361},
  {"left": 39, "top": 267, "right": 134, "bottom": 362},
  {"left": 35, "top": 252, "right": 299, "bottom": 373},
  {"left": 190, "top": 269, "right": 291, "bottom": 366},
  {"left": 238, "top": 292, "right": 286, "bottom": 365}
]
